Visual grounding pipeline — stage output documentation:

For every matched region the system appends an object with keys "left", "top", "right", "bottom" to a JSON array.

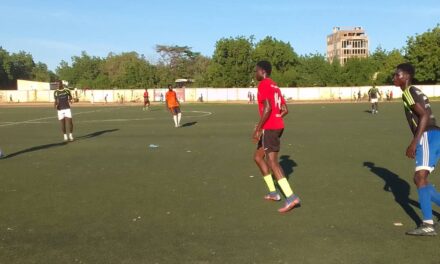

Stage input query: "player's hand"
[
  {"left": 406, "top": 142, "right": 417, "bottom": 159},
  {"left": 252, "top": 128, "right": 262, "bottom": 144}
]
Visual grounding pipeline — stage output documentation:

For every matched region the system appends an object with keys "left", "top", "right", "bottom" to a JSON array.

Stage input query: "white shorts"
[
  {"left": 57, "top": 109, "right": 72, "bottom": 120},
  {"left": 370, "top": 98, "right": 378, "bottom": 103}
]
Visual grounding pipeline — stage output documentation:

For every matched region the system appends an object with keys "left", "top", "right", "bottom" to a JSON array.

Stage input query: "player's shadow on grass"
[
  {"left": 364, "top": 161, "right": 440, "bottom": 225},
  {"left": 181, "top": 122, "right": 197, "bottom": 128},
  {"left": 2, "top": 129, "right": 120, "bottom": 160},
  {"left": 2, "top": 142, "right": 68, "bottom": 159},
  {"left": 280, "top": 155, "right": 297, "bottom": 180},
  {"left": 76, "top": 129, "right": 119, "bottom": 141}
]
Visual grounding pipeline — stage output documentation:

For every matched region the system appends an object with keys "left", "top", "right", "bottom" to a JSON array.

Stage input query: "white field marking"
[
  {"left": 2, "top": 110, "right": 213, "bottom": 125},
  {"left": 0, "top": 109, "right": 106, "bottom": 127}
]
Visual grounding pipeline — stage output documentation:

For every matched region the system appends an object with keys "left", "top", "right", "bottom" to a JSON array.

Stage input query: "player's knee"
[
  {"left": 254, "top": 152, "right": 265, "bottom": 164},
  {"left": 413, "top": 171, "right": 429, "bottom": 186},
  {"left": 267, "top": 156, "right": 279, "bottom": 168}
]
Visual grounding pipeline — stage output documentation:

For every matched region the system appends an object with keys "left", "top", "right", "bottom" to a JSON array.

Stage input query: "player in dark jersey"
[
  {"left": 368, "top": 85, "right": 380, "bottom": 114},
  {"left": 143, "top": 89, "right": 150, "bottom": 111},
  {"left": 54, "top": 80, "right": 74, "bottom": 142},
  {"left": 394, "top": 63, "right": 440, "bottom": 236},
  {"left": 252, "top": 61, "right": 301, "bottom": 213}
]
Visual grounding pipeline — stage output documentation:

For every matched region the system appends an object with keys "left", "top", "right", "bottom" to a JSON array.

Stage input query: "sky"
[{"left": 0, "top": 0, "right": 439, "bottom": 71}]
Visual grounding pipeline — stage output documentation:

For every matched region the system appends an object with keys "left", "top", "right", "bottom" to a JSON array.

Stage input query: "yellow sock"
[
  {"left": 263, "top": 174, "right": 276, "bottom": 193},
  {"left": 278, "top": 178, "right": 294, "bottom": 197}
]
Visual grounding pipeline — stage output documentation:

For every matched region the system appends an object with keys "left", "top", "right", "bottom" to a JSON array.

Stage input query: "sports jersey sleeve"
[{"left": 66, "top": 89, "right": 72, "bottom": 99}]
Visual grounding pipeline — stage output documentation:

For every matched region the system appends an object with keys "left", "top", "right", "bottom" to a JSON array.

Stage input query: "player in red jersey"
[
  {"left": 252, "top": 61, "right": 301, "bottom": 213},
  {"left": 143, "top": 89, "right": 151, "bottom": 111}
]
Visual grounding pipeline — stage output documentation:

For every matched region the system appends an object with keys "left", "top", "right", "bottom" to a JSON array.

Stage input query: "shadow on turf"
[
  {"left": 364, "top": 161, "right": 440, "bottom": 225},
  {"left": 2, "top": 142, "right": 68, "bottom": 159},
  {"left": 181, "top": 121, "right": 197, "bottom": 128},
  {"left": 280, "top": 155, "right": 297, "bottom": 180},
  {"left": 1, "top": 129, "right": 120, "bottom": 160},
  {"left": 75, "top": 129, "right": 119, "bottom": 140}
]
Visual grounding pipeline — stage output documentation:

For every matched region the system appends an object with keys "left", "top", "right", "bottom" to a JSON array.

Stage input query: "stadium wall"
[{"left": 2, "top": 85, "right": 440, "bottom": 103}]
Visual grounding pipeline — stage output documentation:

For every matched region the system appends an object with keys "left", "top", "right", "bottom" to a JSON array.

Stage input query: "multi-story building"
[{"left": 327, "top": 27, "right": 369, "bottom": 65}]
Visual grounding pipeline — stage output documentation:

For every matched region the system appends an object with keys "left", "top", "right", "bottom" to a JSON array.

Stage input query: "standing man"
[
  {"left": 253, "top": 61, "right": 301, "bottom": 213},
  {"left": 394, "top": 63, "right": 440, "bottom": 236},
  {"left": 54, "top": 80, "right": 74, "bottom": 142},
  {"left": 143, "top": 88, "right": 151, "bottom": 111},
  {"left": 165, "top": 85, "right": 182, "bottom": 128},
  {"left": 368, "top": 85, "right": 380, "bottom": 114}
]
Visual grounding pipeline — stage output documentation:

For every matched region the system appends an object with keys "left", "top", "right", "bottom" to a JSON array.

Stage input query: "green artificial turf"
[{"left": 1, "top": 102, "right": 440, "bottom": 263}]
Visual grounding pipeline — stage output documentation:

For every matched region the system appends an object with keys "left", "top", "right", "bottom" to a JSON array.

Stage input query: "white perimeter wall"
[{"left": 1, "top": 85, "right": 440, "bottom": 103}]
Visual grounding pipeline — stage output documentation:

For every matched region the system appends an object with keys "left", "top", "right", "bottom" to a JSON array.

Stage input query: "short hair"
[
  {"left": 396, "top": 63, "right": 415, "bottom": 79},
  {"left": 168, "top": 84, "right": 173, "bottom": 89},
  {"left": 257, "top": 61, "right": 272, "bottom": 76}
]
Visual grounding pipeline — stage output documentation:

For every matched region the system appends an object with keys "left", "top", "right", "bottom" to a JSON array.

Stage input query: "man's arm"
[
  {"left": 54, "top": 92, "right": 58, "bottom": 109},
  {"left": 406, "top": 103, "right": 429, "bottom": 158},
  {"left": 280, "top": 103, "right": 288, "bottom": 118},
  {"left": 68, "top": 90, "right": 73, "bottom": 104},
  {"left": 253, "top": 99, "right": 271, "bottom": 142}
]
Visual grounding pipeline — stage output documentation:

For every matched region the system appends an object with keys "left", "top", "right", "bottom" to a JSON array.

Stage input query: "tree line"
[
  {"left": 1, "top": 24, "right": 439, "bottom": 89},
  {"left": 0, "top": 48, "right": 58, "bottom": 89}
]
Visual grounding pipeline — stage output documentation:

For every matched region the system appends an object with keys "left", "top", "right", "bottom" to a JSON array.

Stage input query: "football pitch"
[{"left": 1, "top": 102, "right": 440, "bottom": 263}]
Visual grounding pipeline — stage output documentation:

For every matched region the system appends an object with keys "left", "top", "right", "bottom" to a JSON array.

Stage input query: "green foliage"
[
  {"left": 406, "top": 25, "right": 440, "bottom": 83},
  {"left": 207, "top": 36, "right": 254, "bottom": 87},
  {"left": 253, "top": 37, "right": 299, "bottom": 86},
  {"left": 3, "top": 24, "right": 440, "bottom": 89},
  {"left": 0, "top": 47, "right": 56, "bottom": 89}
]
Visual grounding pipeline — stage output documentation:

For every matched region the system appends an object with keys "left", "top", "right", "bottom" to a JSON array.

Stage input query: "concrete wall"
[
  {"left": 16, "top": 80, "right": 55, "bottom": 91},
  {"left": 1, "top": 85, "right": 440, "bottom": 103}
]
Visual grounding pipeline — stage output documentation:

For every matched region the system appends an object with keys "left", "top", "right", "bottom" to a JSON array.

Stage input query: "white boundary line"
[
  {"left": 0, "top": 110, "right": 212, "bottom": 125},
  {"left": 0, "top": 109, "right": 105, "bottom": 127}
]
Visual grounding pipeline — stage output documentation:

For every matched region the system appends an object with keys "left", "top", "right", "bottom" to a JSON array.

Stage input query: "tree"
[
  {"left": 253, "top": 37, "right": 299, "bottom": 87},
  {"left": 102, "top": 52, "right": 156, "bottom": 88},
  {"left": 56, "top": 51, "right": 105, "bottom": 88},
  {"left": 296, "top": 53, "right": 331, "bottom": 87},
  {"left": 0, "top": 47, "right": 55, "bottom": 89},
  {"left": 372, "top": 48, "right": 405, "bottom": 84},
  {"left": 207, "top": 36, "right": 254, "bottom": 87},
  {"left": 155, "top": 45, "right": 205, "bottom": 86},
  {"left": 405, "top": 25, "right": 440, "bottom": 84}
]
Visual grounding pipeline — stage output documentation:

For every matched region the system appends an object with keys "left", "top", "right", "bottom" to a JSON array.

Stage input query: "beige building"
[{"left": 327, "top": 27, "right": 369, "bottom": 65}]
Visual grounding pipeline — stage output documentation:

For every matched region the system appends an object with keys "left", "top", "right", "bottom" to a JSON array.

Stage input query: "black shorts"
[
  {"left": 170, "top": 107, "right": 181, "bottom": 115},
  {"left": 257, "top": 129, "right": 284, "bottom": 153}
]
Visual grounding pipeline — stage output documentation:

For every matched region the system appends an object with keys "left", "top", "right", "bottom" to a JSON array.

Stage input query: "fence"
[{"left": 1, "top": 85, "right": 440, "bottom": 103}]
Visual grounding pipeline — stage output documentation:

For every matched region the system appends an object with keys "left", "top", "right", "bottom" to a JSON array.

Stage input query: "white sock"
[
  {"left": 424, "top": 220, "right": 434, "bottom": 225},
  {"left": 63, "top": 134, "right": 68, "bottom": 140},
  {"left": 69, "top": 133, "right": 73, "bottom": 139},
  {"left": 177, "top": 113, "right": 182, "bottom": 125},
  {"left": 173, "top": 115, "right": 178, "bottom": 126}
]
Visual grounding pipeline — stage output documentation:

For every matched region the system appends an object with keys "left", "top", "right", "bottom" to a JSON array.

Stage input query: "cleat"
[
  {"left": 264, "top": 193, "right": 281, "bottom": 202},
  {"left": 68, "top": 135, "right": 74, "bottom": 142},
  {"left": 406, "top": 223, "right": 437, "bottom": 236},
  {"left": 278, "top": 196, "right": 301, "bottom": 213}
]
